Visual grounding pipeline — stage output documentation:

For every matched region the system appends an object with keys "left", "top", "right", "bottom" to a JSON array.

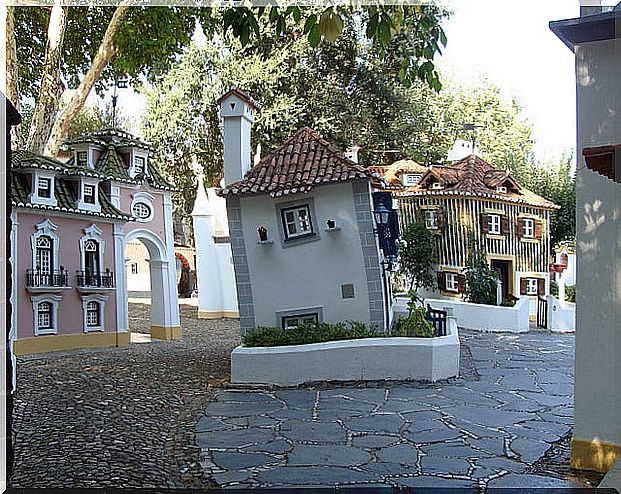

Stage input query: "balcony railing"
[
  {"left": 26, "top": 269, "right": 69, "bottom": 288},
  {"left": 76, "top": 270, "right": 114, "bottom": 288}
]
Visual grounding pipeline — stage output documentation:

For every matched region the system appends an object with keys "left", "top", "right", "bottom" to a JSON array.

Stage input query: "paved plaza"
[
  {"left": 10, "top": 304, "right": 603, "bottom": 490},
  {"left": 197, "top": 331, "right": 591, "bottom": 490}
]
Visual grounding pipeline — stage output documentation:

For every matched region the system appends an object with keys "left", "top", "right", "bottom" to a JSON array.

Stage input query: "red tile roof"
[
  {"left": 396, "top": 154, "right": 560, "bottom": 210},
  {"left": 220, "top": 127, "right": 374, "bottom": 197}
]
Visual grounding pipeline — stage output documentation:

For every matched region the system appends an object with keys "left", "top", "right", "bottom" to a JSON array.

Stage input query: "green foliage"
[
  {"left": 500, "top": 299, "right": 517, "bottom": 307},
  {"left": 398, "top": 222, "right": 438, "bottom": 291},
  {"left": 242, "top": 321, "right": 381, "bottom": 347},
  {"left": 67, "top": 104, "right": 131, "bottom": 139},
  {"left": 464, "top": 240, "right": 498, "bottom": 305},
  {"left": 565, "top": 285, "right": 575, "bottom": 303},
  {"left": 391, "top": 290, "right": 435, "bottom": 338},
  {"left": 550, "top": 280, "right": 559, "bottom": 298}
]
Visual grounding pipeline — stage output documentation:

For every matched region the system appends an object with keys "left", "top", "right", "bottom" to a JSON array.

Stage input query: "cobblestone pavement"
[
  {"left": 197, "top": 330, "right": 603, "bottom": 491},
  {"left": 10, "top": 303, "right": 240, "bottom": 488}
]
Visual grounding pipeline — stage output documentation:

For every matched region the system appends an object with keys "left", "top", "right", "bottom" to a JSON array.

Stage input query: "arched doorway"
[{"left": 122, "top": 229, "right": 181, "bottom": 340}]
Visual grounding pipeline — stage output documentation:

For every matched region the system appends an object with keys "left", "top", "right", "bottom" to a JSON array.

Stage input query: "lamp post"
[{"left": 373, "top": 202, "right": 394, "bottom": 332}]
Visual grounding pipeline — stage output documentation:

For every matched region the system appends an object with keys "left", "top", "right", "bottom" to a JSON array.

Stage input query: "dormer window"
[
  {"left": 496, "top": 186, "right": 507, "bottom": 194},
  {"left": 77, "top": 151, "right": 88, "bottom": 167},
  {"left": 432, "top": 182, "right": 444, "bottom": 190},
  {"left": 134, "top": 156, "right": 146, "bottom": 174},
  {"left": 83, "top": 184, "right": 96, "bottom": 205},
  {"left": 38, "top": 177, "right": 52, "bottom": 198}
]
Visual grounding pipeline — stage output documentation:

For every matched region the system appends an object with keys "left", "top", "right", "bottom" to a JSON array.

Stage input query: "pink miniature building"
[{"left": 10, "top": 129, "right": 180, "bottom": 355}]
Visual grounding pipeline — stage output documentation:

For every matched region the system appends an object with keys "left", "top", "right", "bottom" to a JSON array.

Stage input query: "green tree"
[
  {"left": 464, "top": 239, "right": 498, "bottom": 305},
  {"left": 398, "top": 222, "right": 439, "bottom": 291}
]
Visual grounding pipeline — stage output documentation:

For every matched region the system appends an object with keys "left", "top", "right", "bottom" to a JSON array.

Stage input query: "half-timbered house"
[{"left": 396, "top": 154, "right": 559, "bottom": 309}]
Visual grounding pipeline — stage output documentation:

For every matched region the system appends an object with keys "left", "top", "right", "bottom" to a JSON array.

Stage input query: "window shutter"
[
  {"left": 437, "top": 271, "right": 446, "bottom": 291},
  {"left": 520, "top": 278, "right": 528, "bottom": 295},
  {"left": 437, "top": 207, "right": 446, "bottom": 230},
  {"left": 500, "top": 215, "right": 509, "bottom": 235},
  {"left": 535, "top": 220, "right": 543, "bottom": 240},
  {"left": 457, "top": 274, "right": 466, "bottom": 293},
  {"left": 480, "top": 213, "right": 489, "bottom": 233},
  {"left": 537, "top": 278, "right": 545, "bottom": 295},
  {"left": 516, "top": 219, "right": 524, "bottom": 238}
]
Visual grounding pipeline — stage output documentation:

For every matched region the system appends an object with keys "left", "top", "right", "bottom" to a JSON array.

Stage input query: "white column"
[
  {"left": 113, "top": 224, "right": 128, "bottom": 332},
  {"left": 10, "top": 211, "right": 18, "bottom": 390},
  {"left": 163, "top": 192, "right": 180, "bottom": 328},
  {"left": 193, "top": 203, "right": 222, "bottom": 317}
]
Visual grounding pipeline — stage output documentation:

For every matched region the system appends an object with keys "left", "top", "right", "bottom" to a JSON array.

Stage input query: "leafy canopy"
[{"left": 398, "top": 222, "right": 439, "bottom": 291}]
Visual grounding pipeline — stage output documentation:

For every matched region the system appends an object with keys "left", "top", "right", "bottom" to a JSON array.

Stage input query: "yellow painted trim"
[
  {"left": 571, "top": 437, "right": 621, "bottom": 473},
  {"left": 150, "top": 325, "right": 182, "bottom": 340},
  {"left": 197, "top": 310, "right": 240, "bottom": 320},
  {"left": 14, "top": 331, "right": 130, "bottom": 356}
]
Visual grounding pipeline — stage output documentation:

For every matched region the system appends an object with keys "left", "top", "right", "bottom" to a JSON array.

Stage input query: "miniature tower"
[{"left": 192, "top": 171, "right": 239, "bottom": 319}]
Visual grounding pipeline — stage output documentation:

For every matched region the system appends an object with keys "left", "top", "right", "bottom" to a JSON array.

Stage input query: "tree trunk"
[
  {"left": 25, "top": 0, "right": 67, "bottom": 154},
  {"left": 6, "top": 6, "right": 22, "bottom": 148},
  {"left": 44, "top": 3, "right": 130, "bottom": 158}
]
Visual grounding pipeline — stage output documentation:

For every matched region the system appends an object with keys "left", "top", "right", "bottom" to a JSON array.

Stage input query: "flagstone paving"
[{"left": 196, "top": 330, "right": 590, "bottom": 491}]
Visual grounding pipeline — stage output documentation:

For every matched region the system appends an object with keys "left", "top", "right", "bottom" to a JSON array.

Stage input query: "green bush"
[
  {"left": 550, "top": 280, "right": 559, "bottom": 297},
  {"left": 565, "top": 285, "right": 576, "bottom": 303},
  {"left": 500, "top": 298, "right": 516, "bottom": 307},
  {"left": 391, "top": 289, "right": 436, "bottom": 338},
  {"left": 242, "top": 321, "right": 383, "bottom": 347}
]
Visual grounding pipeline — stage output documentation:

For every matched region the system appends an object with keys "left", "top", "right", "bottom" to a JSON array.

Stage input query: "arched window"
[
  {"left": 86, "top": 301, "right": 101, "bottom": 327},
  {"left": 84, "top": 239, "right": 100, "bottom": 284},
  {"left": 37, "top": 301, "right": 53, "bottom": 330},
  {"left": 36, "top": 235, "right": 53, "bottom": 275}
]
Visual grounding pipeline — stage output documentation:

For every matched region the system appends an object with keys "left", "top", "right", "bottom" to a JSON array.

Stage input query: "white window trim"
[
  {"left": 402, "top": 174, "right": 422, "bottom": 186},
  {"left": 28, "top": 171, "right": 58, "bottom": 207},
  {"left": 488, "top": 214, "right": 501, "bottom": 235},
  {"left": 81, "top": 294, "right": 109, "bottom": 332},
  {"left": 129, "top": 150, "right": 149, "bottom": 178},
  {"left": 496, "top": 186, "right": 507, "bottom": 193},
  {"left": 445, "top": 272, "right": 459, "bottom": 292},
  {"left": 31, "top": 219, "right": 60, "bottom": 273},
  {"left": 281, "top": 204, "right": 314, "bottom": 240},
  {"left": 76, "top": 178, "right": 101, "bottom": 212},
  {"left": 31, "top": 294, "right": 62, "bottom": 336},
  {"left": 131, "top": 192, "right": 155, "bottom": 223},
  {"left": 431, "top": 182, "right": 444, "bottom": 190},
  {"left": 80, "top": 224, "right": 106, "bottom": 275},
  {"left": 424, "top": 210, "right": 438, "bottom": 230},
  {"left": 523, "top": 218, "right": 535, "bottom": 238},
  {"left": 526, "top": 278, "right": 539, "bottom": 296}
]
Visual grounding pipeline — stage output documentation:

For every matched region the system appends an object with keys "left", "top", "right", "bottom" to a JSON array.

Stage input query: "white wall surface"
[
  {"left": 574, "top": 36, "right": 621, "bottom": 448},
  {"left": 231, "top": 317, "right": 459, "bottom": 385},
  {"left": 546, "top": 295, "right": 575, "bottom": 333}
]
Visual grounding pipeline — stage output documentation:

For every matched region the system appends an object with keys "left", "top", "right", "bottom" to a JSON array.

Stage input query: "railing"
[
  {"left": 76, "top": 269, "right": 114, "bottom": 288},
  {"left": 26, "top": 269, "right": 69, "bottom": 288},
  {"left": 537, "top": 296, "right": 548, "bottom": 329},
  {"left": 426, "top": 304, "right": 447, "bottom": 337}
]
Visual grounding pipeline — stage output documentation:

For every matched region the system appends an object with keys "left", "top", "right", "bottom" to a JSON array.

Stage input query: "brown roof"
[
  {"left": 220, "top": 127, "right": 374, "bottom": 197},
  {"left": 396, "top": 154, "right": 560, "bottom": 210},
  {"left": 371, "top": 159, "right": 429, "bottom": 189},
  {"left": 216, "top": 87, "right": 261, "bottom": 110}
]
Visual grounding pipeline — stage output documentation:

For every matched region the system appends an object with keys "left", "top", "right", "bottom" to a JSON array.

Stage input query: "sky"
[{"left": 109, "top": 1, "right": 603, "bottom": 165}]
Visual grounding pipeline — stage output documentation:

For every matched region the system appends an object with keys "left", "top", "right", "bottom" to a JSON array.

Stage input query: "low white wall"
[
  {"left": 231, "top": 317, "right": 460, "bottom": 386},
  {"left": 546, "top": 295, "right": 575, "bottom": 333},
  {"left": 393, "top": 296, "right": 530, "bottom": 333}
]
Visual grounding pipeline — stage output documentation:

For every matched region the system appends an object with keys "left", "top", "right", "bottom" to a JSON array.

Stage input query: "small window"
[
  {"left": 38, "top": 177, "right": 52, "bottom": 198},
  {"left": 134, "top": 156, "right": 146, "bottom": 174},
  {"left": 445, "top": 272, "right": 458, "bottom": 292},
  {"left": 86, "top": 301, "right": 101, "bottom": 327},
  {"left": 132, "top": 202, "right": 152, "bottom": 220},
  {"left": 496, "top": 186, "right": 507, "bottom": 194},
  {"left": 281, "top": 205, "right": 313, "bottom": 240},
  {"left": 131, "top": 263, "right": 138, "bottom": 275},
  {"left": 527, "top": 278, "right": 538, "bottom": 295},
  {"left": 488, "top": 214, "right": 501, "bottom": 235},
  {"left": 431, "top": 182, "right": 444, "bottom": 190},
  {"left": 37, "top": 302, "right": 53, "bottom": 330},
  {"left": 282, "top": 313, "right": 318, "bottom": 330},
  {"left": 523, "top": 218, "right": 535, "bottom": 238},
  {"left": 77, "top": 151, "right": 88, "bottom": 167},
  {"left": 403, "top": 174, "right": 422, "bottom": 186},
  {"left": 424, "top": 210, "right": 438, "bottom": 230},
  {"left": 83, "top": 184, "right": 96, "bottom": 204}
]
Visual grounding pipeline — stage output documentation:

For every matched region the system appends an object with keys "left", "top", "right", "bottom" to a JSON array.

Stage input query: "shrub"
[
  {"left": 391, "top": 290, "right": 436, "bottom": 338},
  {"left": 464, "top": 239, "right": 498, "bottom": 305},
  {"left": 242, "top": 321, "right": 383, "bottom": 347},
  {"left": 565, "top": 285, "right": 576, "bottom": 303},
  {"left": 399, "top": 222, "right": 439, "bottom": 291},
  {"left": 550, "top": 280, "right": 559, "bottom": 297}
]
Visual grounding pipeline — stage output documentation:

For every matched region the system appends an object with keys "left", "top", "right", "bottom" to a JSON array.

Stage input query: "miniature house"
[{"left": 216, "top": 89, "right": 387, "bottom": 333}]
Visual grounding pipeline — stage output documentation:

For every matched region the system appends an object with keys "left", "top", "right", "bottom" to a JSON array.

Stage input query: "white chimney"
[
  {"left": 447, "top": 139, "right": 481, "bottom": 162},
  {"left": 217, "top": 89, "right": 258, "bottom": 185},
  {"left": 345, "top": 145, "right": 361, "bottom": 163}
]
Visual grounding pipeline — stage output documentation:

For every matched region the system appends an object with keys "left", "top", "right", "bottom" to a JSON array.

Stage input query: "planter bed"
[{"left": 230, "top": 316, "right": 459, "bottom": 386}]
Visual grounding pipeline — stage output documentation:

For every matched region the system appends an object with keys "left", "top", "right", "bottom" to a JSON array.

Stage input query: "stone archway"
[{"left": 122, "top": 229, "right": 181, "bottom": 340}]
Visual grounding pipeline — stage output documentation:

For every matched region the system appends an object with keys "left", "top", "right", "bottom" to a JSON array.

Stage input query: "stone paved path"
[{"left": 196, "top": 330, "right": 588, "bottom": 491}]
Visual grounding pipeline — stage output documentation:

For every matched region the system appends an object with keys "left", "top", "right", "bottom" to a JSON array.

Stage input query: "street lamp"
[{"left": 373, "top": 203, "right": 390, "bottom": 227}]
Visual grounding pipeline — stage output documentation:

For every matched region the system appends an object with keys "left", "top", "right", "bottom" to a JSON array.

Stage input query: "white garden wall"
[
  {"left": 546, "top": 295, "right": 575, "bottom": 333},
  {"left": 231, "top": 317, "right": 460, "bottom": 386},
  {"left": 393, "top": 296, "right": 530, "bottom": 333}
]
